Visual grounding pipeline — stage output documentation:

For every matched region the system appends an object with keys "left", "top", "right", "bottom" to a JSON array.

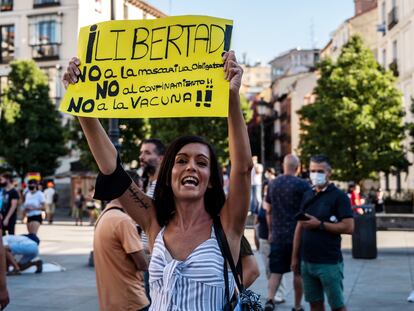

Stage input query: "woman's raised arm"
[
  {"left": 220, "top": 51, "right": 253, "bottom": 241},
  {"left": 62, "top": 58, "right": 157, "bottom": 236}
]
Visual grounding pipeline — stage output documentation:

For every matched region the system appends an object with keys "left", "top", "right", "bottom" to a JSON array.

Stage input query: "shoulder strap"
[
  {"left": 213, "top": 216, "right": 244, "bottom": 294},
  {"left": 94, "top": 206, "right": 124, "bottom": 230}
]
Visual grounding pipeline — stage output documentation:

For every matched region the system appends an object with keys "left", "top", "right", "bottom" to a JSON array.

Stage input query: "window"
[
  {"left": 0, "top": 24, "right": 14, "bottom": 63},
  {"left": 392, "top": 40, "right": 398, "bottom": 60},
  {"left": 382, "top": 48, "right": 387, "bottom": 67},
  {"left": 33, "top": 0, "right": 60, "bottom": 8},
  {"left": 0, "top": 0, "right": 13, "bottom": 11},
  {"left": 29, "top": 15, "right": 62, "bottom": 60}
]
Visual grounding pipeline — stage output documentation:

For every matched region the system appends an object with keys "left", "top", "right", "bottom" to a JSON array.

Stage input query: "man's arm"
[
  {"left": 129, "top": 250, "right": 149, "bottom": 271},
  {"left": 291, "top": 222, "right": 302, "bottom": 274},
  {"left": 263, "top": 200, "right": 272, "bottom": 242},
  {"left": 301, "top": 215, "right": 354, "bottom": 235}
]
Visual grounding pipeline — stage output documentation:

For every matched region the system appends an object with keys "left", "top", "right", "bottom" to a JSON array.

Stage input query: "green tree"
[
  {"left": 298, "top": 35, "right": 408, "bottom": 183},
  {"left": 0, "top": 60, "right": 66, "bottom": 179}
]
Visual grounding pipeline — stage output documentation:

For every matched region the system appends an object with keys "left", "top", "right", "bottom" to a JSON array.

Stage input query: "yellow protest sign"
[{"left": 59, "top": 15, "right": 233, "bottom": 118}]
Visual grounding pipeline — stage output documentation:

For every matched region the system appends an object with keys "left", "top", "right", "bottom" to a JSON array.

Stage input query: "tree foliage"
[
  {"left": 0, "top": 60, "right": 66, "bottom": 179},
  {"left": 298, "top": 36, "right": 408, "bottom": 183}
]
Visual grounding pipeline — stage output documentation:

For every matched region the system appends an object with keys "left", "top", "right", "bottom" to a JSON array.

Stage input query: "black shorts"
[
  {"left": 269, "top": 243, "right": 293, "bottom": 274},
  {"left": 27, "top": 214, "right": 43, "bottom": 224}
]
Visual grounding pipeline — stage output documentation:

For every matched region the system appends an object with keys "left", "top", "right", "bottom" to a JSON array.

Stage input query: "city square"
[{"left": 2, "top": 0, "right": 414, "bottom": 310}]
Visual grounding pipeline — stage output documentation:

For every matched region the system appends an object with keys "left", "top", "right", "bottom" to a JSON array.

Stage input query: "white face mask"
[{"left": 310, "top": 172, "right": 327, "bottom": 187}]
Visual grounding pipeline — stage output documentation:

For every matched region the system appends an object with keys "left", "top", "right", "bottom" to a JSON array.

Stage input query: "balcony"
[
  {"left": 33, "top": 0, "right": 60, "bottom": 8},
  {"left": 388, "top": 7, "right": 398, "bottom": 30},
  {"left": 0, "top": 0, "right": 13, "bottom": 11},
  {"left": 389, "top": 59, "right": 399, "bottom": 77},
  {"left": 31, "top": 43, "right": 59, "bottom": 60}
]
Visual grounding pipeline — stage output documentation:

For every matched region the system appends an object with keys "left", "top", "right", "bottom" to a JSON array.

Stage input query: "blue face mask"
[{"left": 310, "top": 172, "right": 326, "bottom": 187}]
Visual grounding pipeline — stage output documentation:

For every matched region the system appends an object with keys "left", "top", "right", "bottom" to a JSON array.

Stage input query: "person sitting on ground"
[
  {"left": 3, "top": 233, "right": 42, "bottom": 275},
  {"left": 63, "top": 50, "right": 252, "bottom": 310}
]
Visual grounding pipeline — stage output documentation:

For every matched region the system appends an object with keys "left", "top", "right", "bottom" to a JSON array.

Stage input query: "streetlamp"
[{"left": 256, "top": 98, "right": 270, "bottom": 167}]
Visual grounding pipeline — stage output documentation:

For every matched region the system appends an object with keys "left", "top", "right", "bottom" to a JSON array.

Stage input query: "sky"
[{"left": 144, "top": 0, "right": 355, "bottom": 64}]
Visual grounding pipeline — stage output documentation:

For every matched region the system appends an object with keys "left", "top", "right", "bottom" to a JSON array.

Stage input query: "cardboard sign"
[{"left": 59, "top": 15, "right": 233, "bottom": 118}]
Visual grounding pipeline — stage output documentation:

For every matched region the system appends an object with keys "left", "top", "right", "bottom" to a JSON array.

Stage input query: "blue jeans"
[
  {"left": 10, "top": 240, "right": 38, "bottom": 264},
  {"left": 250, "top": 185, "right": 262, "bottom": 213}
]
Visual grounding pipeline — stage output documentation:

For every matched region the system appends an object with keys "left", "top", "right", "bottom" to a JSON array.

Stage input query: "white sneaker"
[{"left": 407, "top": 290, "right": 414, "bottom": 302}]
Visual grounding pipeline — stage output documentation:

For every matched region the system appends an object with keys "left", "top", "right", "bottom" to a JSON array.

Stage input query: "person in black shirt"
[
  {"left": 0, "top": 173, "right": 20, "bottom": 236},
  {"left": 264, "top": 155, "right": 310, "bottom": 311},
  {"left": 292, "top": 155, "right": 354, "bottom": 311}
]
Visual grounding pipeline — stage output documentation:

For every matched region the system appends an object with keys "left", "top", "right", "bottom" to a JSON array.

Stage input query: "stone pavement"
[{"left": 5, "top": 222, "right": 414, "bottom": 310}]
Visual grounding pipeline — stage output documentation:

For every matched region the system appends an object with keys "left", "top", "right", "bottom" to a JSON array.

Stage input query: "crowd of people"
[
  {"left": 0, "top": 50, "right": 360, "bottom": 311},
  {"left": 246, "top": 154, "right": 354, "bottom": 311},
  {"left": 0, "top": 173, "right": 48, "bottom": 309}
]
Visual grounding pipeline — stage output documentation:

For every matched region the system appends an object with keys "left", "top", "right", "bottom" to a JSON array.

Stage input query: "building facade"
[
  {"left": 270, "top": 71, "right": 317, "bottom": 168},
  {"left": 0, "top": 0, "right": 165, "bottom": 108},
  {"left": 321, "top": 1, "right": 378, "bottom": 60},
  {"left": 268, "top": 48, "right": 320, "bottom": 82},
  {"left": 0, "top": 0, "right": 165, "bottom": 176},
  {"left": 240, "top": 63, "right": 271, "bottom": 101},
  {"left": 376, "top": 0, "right": 414, "bottom": 193},
  {"left": 267, "top": 48, "right": 320, "bottom": 169}
]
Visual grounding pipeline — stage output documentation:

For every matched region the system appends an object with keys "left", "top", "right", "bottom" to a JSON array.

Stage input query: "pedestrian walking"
[
  {"left": 74, "top": 188, "right": 85, "bottom": 226},
  {"left": 85, "top": 186, "right": 98, "bottom": 225},
  {"left": 291, "top": 155, "right": 354, "bottom": 311},
  {"left": 250, "top": 156, "right": 263, "bottom": 214},
  {"left": 0, "top": 173, "right": 19, "bottom": 235},
  {"left": 264, "top": 155, "right": 311, "bottom": 311},
  {"left": 43, "top": 182, "right": 56, "bottom": 224},
  {"left": 63, "top": 50, "right": 257, "bottom": 310},
  {"left": 23, "top": 180, "right": 45, "bottom": 235}
]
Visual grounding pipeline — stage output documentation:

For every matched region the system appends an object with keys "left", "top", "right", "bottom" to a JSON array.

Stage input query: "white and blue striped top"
[{"left": 149, "top": 226, "right": 236, "bottom": 311}]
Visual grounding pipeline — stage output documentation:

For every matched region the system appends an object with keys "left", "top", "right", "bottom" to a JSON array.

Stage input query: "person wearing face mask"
[
  {"left": 291, "top": 155, "right": 354, "bottom": 311},
  {"left": 23, "top": 180, "right": 45, "bottom": 235}
]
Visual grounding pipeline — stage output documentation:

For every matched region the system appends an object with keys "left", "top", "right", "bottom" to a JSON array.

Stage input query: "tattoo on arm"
[{"left": 127, "top": 187, "right": 151, "bottom": 209}]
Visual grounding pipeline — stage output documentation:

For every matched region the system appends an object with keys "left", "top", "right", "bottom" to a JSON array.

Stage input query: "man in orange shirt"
[{"left": 94, "top": 198, "right": 149, "bottom": 311}]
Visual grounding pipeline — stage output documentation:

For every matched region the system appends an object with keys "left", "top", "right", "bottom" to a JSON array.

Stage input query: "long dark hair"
[{"left": 153, "top": 135, "right": 225, "bottom": 227}]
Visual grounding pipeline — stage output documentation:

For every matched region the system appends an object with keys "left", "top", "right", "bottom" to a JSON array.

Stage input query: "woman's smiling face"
[{"left": 171, "top": 143, "right": 211, "bottom": 201}]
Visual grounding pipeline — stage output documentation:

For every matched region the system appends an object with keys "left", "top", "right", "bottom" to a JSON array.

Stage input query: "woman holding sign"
[{"left": 63, "top": 50, "right": 253, "bottom": 310}]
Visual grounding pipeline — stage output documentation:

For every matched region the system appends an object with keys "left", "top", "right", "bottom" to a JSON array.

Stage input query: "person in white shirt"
[
  {"left": 24, "top": 180, "right": 45, "bottom": 235},
  {"left": 43, "top": 182, "right": 56, "bottom": 224},
  {"left": 250, "top": 155, "right": 263, "bottom": 213}
]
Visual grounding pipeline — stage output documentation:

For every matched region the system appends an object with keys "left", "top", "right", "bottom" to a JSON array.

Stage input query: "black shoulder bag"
[{"left": 213, "top": 216, "right": 263, "bottom": 311}]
